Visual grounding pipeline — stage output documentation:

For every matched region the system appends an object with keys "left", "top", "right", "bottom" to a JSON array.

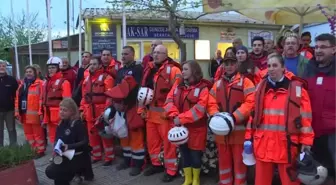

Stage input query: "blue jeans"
[{"left": 179, "top": 144, "right": 203, "bottom": 168}]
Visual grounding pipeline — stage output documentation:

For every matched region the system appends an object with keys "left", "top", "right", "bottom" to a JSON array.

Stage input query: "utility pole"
[
  {"left": 67, "top": 0, "right": 71, "bottom": 62},
  {"left": 72, "top": 0, "right": 75, "bottom": 34}
]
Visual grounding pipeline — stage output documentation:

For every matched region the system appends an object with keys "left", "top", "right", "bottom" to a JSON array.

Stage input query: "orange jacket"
[
  {"left": 105, "top": 58, "right": 121, "bottom": 79},
  {"left": 208, "top": 73, "right": 255, "bottom": 144},
  {"left": 164, "top": 79, "right": 210, "bottom": 150},
  {"left": 139, "top": 59, "right": 182, "bottom": 124},
  {"left": 254, "top": 68, "right": 268, "bottom": 84},
  {"left": 42, "top": 72, "right": 71, "bottom": 124},
  {"left": 245, "top": 72, "right": 314, "bottom": 163},
  {"left": 80, "top": 69, "right": 114, "bottom": 121},
  {"left": 214, "top": 64, "right": 224, "bottom": 81},
  {"left": 15, "top": 79, "right": 44, "bottom": 124}
]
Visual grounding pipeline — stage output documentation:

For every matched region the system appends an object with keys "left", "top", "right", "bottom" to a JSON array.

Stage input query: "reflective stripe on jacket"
[
  {"left": 208, "top": 73, "right": 255, "bottom": 144},
  {"left": 15, "top": 79, "right": 43, "bottom": 124},
  {"left": 140, "top": 60, "right": 182, "bottom": 124},
  {"left": 245, "top": 72, "right": 314, "bottom": 163}
]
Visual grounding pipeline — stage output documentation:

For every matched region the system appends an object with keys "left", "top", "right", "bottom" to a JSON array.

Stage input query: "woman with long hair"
[
  {"left": 236, "top": 46, "right": 256, "bottom": 83},
  {"left": 164, "top": 60, "right": 211, "bottom": 185},
  {"left": 15, "top": 65, "right": 45, "bottom": 158}
]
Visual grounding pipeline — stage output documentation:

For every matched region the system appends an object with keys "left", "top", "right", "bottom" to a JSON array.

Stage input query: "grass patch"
[{"left": 0, "top": 143, "right": 36, "bottom": 171}]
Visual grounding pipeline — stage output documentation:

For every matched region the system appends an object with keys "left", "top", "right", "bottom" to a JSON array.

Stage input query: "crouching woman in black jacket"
[{"left": 45, "top": 98, "right": 94, "bottom": 185}]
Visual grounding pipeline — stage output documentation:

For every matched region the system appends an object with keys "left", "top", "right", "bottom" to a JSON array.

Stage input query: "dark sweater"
[{"left": 0, "top": 75, "right": 19, "bottom": 112}]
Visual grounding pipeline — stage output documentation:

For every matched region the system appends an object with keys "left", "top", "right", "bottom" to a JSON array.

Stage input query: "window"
[
  {"left": 126, "top": 42, "right": 141, "bottom": 61},
  {"left": 217, "top": 42, "right": 233, "bottom": 56},
  {"left": 143, "top": 41, "right": 180, "bottom": 61},
  {"left": 195, "top": 40, "right": 210, "bottom": 60}
]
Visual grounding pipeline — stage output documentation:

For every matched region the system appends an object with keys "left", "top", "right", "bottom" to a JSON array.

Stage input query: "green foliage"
[
  {"left": 0, "top": 143, "right": 36, "bottom": 171},
  {"left": 0, "top": 11, "right": 46, "bottom": 61}
]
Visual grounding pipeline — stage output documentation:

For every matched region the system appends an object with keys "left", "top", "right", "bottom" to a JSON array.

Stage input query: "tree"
[
  {"left": 106, "top": 0, "right": 207, "bottom": 62},
  {"left": 0, "top": 11, "right": 46, "bottom": 61}
]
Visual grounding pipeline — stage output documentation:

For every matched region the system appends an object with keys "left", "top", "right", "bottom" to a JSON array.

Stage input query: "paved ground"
[{"left": 4, "top": 124, "right": 219, "bottom": 185}]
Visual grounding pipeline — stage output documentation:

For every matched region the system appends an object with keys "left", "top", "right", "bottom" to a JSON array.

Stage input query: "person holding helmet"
[
  {"left": 42, "top": 56, "right": 72, "bottom": 146},
  {"left": 245, "top": 54, "right": 314, "bottom": 185},
  {"left": 15, "top": 65, "right": 45, "bottom": 158},
  {"left": 207, "top": 57, "right": 255, "bottom": 185},
  {"left": 138, "top": 44, "right": 182, "bottom": 182},
  {"left": 105, "top": 46, "right": 145, "bottom": 176},
  {"left": 80, "top": 57, "right": 115, "bottom": 166},
  {"left": 164, "top": 60, "right": 211, "bottom": 185},
  {"left": 101, "top": 48, "right": 121, "bottom": 79}
]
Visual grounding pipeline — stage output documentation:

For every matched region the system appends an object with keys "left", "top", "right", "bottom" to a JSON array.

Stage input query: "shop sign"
[
  {"left": 91, "top": 24, "right": 117, "bottom": 58},
  {"left": 122, "top": 25, "right": 199, "bottom": 39},
  {"left": 248, "top": 30, "right": 273, "bottom": 47}
]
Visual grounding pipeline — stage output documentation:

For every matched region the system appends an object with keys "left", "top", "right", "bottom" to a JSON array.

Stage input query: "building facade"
[{"left": 82, "top": 9, "right": 282, "bottom": 79}]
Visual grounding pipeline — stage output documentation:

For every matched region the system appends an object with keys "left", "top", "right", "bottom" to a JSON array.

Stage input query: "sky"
[{"left": 0, "top": 0, "right": 111, "bottom": 37}]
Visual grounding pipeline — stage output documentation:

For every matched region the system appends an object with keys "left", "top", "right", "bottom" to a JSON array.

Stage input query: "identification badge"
[
  {"left": 21, "top": 101, "right": 27, "bottom": 110},
  {"left": 316, "top": 77, "right": 323, "bottom": 85},
  {"left": 296, "top": 86, "right": 302, "bottom": 98},
  {"left": 53, "top": 155, "right": 63, "bottom": 165}
]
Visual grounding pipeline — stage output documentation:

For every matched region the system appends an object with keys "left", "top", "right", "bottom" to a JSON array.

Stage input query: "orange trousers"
[
  {"left": 47, "top": 123, "right": 58, "bottom": 144},
  {"left": 217, "top": 143, "right": 247, "bottom": 185},
  {"left": 23, "top": 123, "right": 45, "bottom": 154},
  {"left": 255, "top": 160, "right": 300, "bottom": 185},
  {"left": 146, "top": 121, "right": 177, "bottom": 176},
  {"left": 120, "top": 128, "right": 145, "bottom": 168},
  {"left": 87, "top": 121, "right": 114, "bottom": 162}
]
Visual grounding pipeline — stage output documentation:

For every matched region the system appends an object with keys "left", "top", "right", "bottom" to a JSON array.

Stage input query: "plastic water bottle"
[{"left": 243, "top": 141, "right": 253, "bottom": 155}]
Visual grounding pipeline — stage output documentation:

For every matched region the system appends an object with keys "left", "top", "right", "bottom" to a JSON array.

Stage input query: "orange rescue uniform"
[
  {"left": 139, "top": 59, "right": 182, "bottom": 176},
  {"left": 42, "top": 72, "right": 72, "bottom": 144},
  {"left": 104, "top": 58, "right": 121, "bottom": 79},
  {"left": 15, "top": 78, "right": 45, "bottom": 154},
  {"left": 208, "top": 73, "right": 255, "bottom": 185},
  {"left": 165, "top": 80, "right": 210, "bottom": 151},
  {"left": 245, "top": 72, "right": 314, "bottom": 185},
  {"left": 80, "top": 69, "right": 114, "bottom": 162}
]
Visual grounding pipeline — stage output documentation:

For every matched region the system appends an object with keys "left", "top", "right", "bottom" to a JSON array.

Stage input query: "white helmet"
[
  {"left": 209, "top": 112, "right": 234, "bottom": 136},
  {"left": 137, "top": 87, "right": 154, "bottom": 106},
  {"left": 47, "top": 57, "right": 63, "bottom": 66},
  {"left": 294, "top": 150, "right": 328, "bottom": 185},
  {"left": 103, "top": 107, "right": 115, "bottom": 124},
  {"left": 168, "top": 126, "right": 189, "bottom": 145}
]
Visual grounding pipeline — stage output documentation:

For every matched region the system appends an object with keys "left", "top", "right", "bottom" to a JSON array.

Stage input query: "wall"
[
  {"left": 198, "top": 25, "right": 279, "bottom": 79},
  {"left": 302, "top": 23, "right": 330, "bottom": 46},
  {"left": 84, "top": 19, "right": 280, "bottom": 80},
  {"left": 53, "top": 51, "right": 80, "bottom": 66}
]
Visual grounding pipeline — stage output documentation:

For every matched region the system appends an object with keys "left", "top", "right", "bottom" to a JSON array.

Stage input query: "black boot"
[
  {"left": 143, "top": 165, "right": 164, "bottom": 176},
  {"left": 129, "top": 167, "right": 142, "bottom": 176}
]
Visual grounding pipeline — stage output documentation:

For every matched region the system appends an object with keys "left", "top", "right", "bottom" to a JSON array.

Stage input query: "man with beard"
[
  {"left": 283, "top": 35, "right": 309, "bottom": 77},
  {"left": 101, "top": 49, "right": 121, "bottom": 79},
  {"left": 249, "top": 36, "right": 268, "bottom": 73},
  {"left": 303, "top": 33, "right": 336, "bottom": 184}
]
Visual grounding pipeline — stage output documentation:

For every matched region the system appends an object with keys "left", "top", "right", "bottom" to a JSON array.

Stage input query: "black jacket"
[
  {"left": 209, "top": 58, "right": 224, "bottom": 78},
  {"left": 0, "top": 75, "right": 18, "bottom": 112}
]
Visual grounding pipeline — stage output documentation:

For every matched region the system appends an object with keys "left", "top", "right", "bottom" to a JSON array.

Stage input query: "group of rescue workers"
[{"left": 12, "top": 31, "right": 335, "bottom": 185}]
